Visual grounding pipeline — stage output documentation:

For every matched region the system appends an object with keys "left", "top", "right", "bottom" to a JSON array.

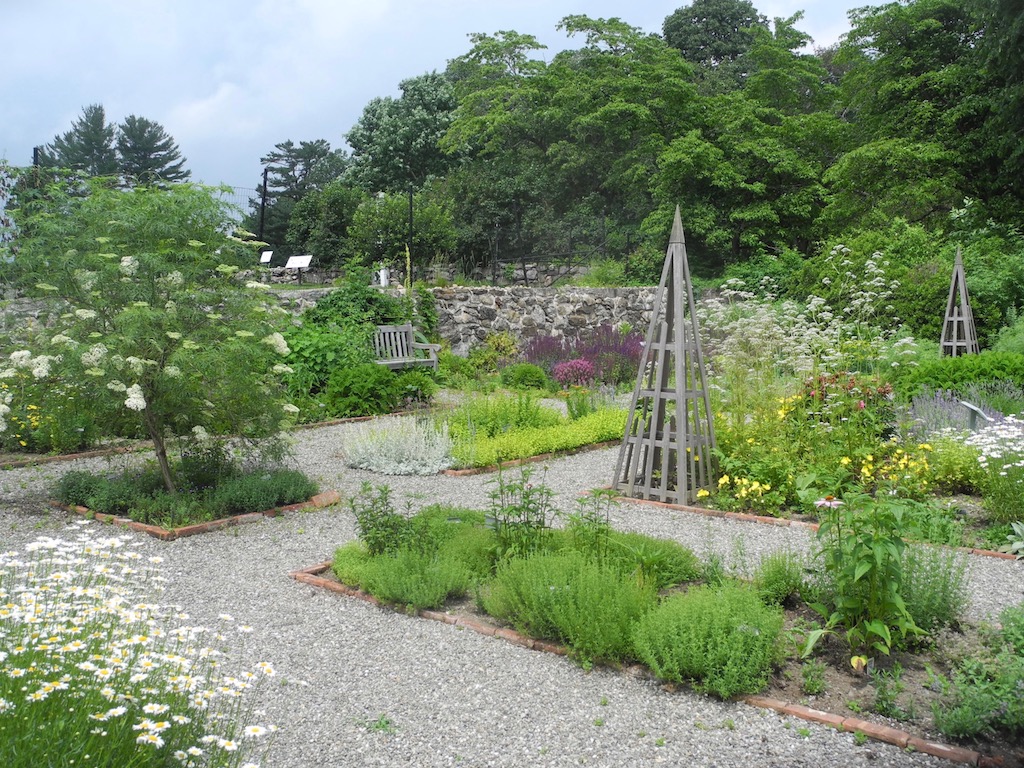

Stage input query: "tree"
[
  {"left": 285, "top": 179, "right": 366, "bottom": 266},
  {"left": 246, "top": 139, "right": 348, "bottom": 253},
  {"left": 345, "top": 72, "right": 459, "bottom": 194},
  {"left": 41, "top": 104, "right": 118, "bottom": 176},
  {"left": 117, "top": 115, "right": 191, "bottom": 184},
  {"left": 2, "top": 181, "right": 294, "bottom": 493},
  {"left": 663, "top": 0, "right": 769, "bottom": 93},
  {"left": 345, "top": 186, "right": 456, "bottom": 273}
]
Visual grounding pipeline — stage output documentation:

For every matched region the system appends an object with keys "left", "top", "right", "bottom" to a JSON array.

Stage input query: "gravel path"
[{"left": 2, "top": 419, "right": 1023, "bottom": 768}]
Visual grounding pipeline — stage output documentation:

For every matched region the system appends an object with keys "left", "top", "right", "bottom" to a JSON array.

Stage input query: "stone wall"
[{"left": 432, "top": 286, "right": 657, "bottom": 355}]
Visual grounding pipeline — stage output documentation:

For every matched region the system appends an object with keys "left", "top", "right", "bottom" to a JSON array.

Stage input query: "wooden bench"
[{"left": 373, "top": 323, "right": 440, "bottom": 371}]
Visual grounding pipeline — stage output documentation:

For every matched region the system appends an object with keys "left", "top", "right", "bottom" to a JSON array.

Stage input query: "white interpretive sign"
[
  {"left": 285, "top": 254, "right": 313, "bottom": 270},
  {"left": 259, "top": 250, "right": 273, "bottom": 263}
]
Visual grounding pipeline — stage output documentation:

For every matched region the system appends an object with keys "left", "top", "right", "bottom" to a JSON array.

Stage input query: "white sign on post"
[
  {"left": 259, "top": 250, "right": 273, "bottom": 264},
  {"left": 285, "top": 254, "right": 313, "bottom": 270}
]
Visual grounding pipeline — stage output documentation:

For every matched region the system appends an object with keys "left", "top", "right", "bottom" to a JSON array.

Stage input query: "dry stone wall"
[{"left": 432, "top": 286, "right": 657, "bottom": 355}]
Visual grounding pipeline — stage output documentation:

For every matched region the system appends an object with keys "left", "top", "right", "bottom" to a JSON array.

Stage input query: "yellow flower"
[
  {"left": 840, "top": 456, "right": 851, "bottom": 466},
  {"left": 718, "top": 475, "right": 730, "bottom": 487},
  {"left": 696, "top": 489, "right": 710, "bottom": 499}
]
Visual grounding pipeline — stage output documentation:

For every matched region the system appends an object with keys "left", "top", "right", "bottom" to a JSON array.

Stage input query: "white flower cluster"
[
  {"left": 7, "top": 350, "right": 57, "bottom": 379},
  {"left": 119, "top": 255, "right": 139, "bottom": 276},
  {"left": 0, "top": 389, "right": 12, "bottom": 434},
  {"left": 81, "top": 343, "right": 108, "bottom": 368},
  {"left": 964, "top": 415, "right": 1024, "bottom": 471},
  {"left": 261, "top": 332, "right": 290, "bottom": 356},
  {"left": 124, "top": 384, "right": 147, "bottom": 411}
]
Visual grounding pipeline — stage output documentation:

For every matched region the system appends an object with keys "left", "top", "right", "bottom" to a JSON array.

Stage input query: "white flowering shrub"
[
  {"left": 0, "top": 181, "right": 299, "bottom": 488},
  {"left": 0, "top": 522, "right": 277, "bottom": 767},
  {"left": 343, "top": 417, "right": 453, "bottom": 475}
]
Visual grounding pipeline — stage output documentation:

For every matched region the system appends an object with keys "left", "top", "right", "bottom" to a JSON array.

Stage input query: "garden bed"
[
  {"left": 606, "top": 492, "right": 1021, "bottom": 561},
  {"left": 290, "top": 561, "right": 1016, "bottom": 767},
  {"left": 54, "top": 489, "right": 341, "bottom": 541}
]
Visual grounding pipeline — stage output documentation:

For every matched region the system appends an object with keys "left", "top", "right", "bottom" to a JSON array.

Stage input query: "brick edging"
[
  {"left": 53, "top": 490, "right": 341, "bottom": 541},
  {"left": 603, "top": 489, "right": 1020, "bottom": 562},
  {"left": 292, "top": 561, "right": 1002, "bottom": 766},
  {"left": 442, "top": 440, "right": 619, "bottom": 476}
]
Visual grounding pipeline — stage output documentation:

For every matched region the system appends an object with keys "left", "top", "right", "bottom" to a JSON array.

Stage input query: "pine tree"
[
  {"left": 117, "top": 115, "right": 191, "bottom": 184},
  {"left": 43, "top": 104, "right": 118, "bottom": 176}
]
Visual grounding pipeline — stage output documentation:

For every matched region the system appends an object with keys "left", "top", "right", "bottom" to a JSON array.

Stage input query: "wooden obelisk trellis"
[
  {"left": 613, "top": 207, "right": 716, "bottom": 504},
  {"left": 941, "top": 247, "right": 979, "bottom": 356}
]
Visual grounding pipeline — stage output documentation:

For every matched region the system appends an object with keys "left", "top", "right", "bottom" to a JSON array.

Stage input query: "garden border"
[
  {"left": 289, "top": 561, "right": 1003, "bottom": 767},
  {"left": 601, "top": 490, "right": 1020, "bottom": 562},
  {"left": 441, "top": 440, "right": 620, "bottom": 476},
  {"left": 51, "top": 490, "right": 341, "bottom": 541}
]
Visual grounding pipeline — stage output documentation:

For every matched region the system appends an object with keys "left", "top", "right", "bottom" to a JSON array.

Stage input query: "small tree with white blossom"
[{"left": 1, "top": 177, "right": 296, "bottom": 493}]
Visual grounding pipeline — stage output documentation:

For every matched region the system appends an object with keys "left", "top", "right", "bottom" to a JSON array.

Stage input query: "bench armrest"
[{"left": 411, "top": 342, "right": 442, "bottom": 353}]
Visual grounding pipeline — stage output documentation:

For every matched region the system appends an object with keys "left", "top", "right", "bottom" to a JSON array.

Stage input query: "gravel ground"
[{"left": 3, "top": 419, "right": 1023, "bottom": 768}]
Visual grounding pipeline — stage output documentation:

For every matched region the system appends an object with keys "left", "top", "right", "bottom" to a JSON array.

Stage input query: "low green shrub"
[
  {"left": 324, "top": 363, "right": 403, "bottom": 418},
  {"left": 900, "top": 544, "right": 969, "bottom": 633},
  {"left": 437, "top": 350, "right": 477, "bottom": 386},
  {"left": 358, "top": 547, "right": 474, "bottom": 610},
  {"left": 926, "top": 434, "right": 986, "bottom": 495},
  {"left": 208, "top": 469, "right": 318, "bottom": 517},
  {"left": 283, "top": 323, "right": 375, "bottom": 397},
  {"left": 934, "top": 605, "right": 1024, "bottom": 738},
  {"left": 889, "top": 351, "right": 1024, "bottom": 400},
  {"left": 178, "top": 441, "right": 238, "bottom": 492},
  {"left": 395, "top": 369, "right": 438, "bottom": 404},
  {"left": 451, "top": 408, "right": 625, "bottom": 468},
  {"left": 606, "top": 531, "right": 702, "bottom": 590},
  {"left": 500, "top": 363, "right": 550, "bottom": 391},
  {"left": 753, "top": 550, "right": 805, "bottom": 607},
  {"left": 348, "top": 482, "right": 411, "bottom": 556},
  {"left": 633, "top": 583, "right": 784, "bottom": 698},
  {"left": 333, "top": 541, "right": 372, "bottom": 585},
  {"left": 53, "top": 464, "right": 318, "bottom": 526},
  {"left": 482, "top": 551, "right": 655, "bottom": 665}
]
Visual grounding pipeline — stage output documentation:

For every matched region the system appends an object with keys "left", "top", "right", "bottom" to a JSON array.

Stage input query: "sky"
[{"left": 2, "top": 0, "right": 866, "bottom": 192}]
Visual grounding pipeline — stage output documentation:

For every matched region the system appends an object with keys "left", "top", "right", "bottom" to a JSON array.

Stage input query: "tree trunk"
[{"left": 143, "top": 405, "right": 176, "bottom": 494}]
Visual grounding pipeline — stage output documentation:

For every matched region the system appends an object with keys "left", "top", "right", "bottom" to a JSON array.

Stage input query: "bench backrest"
[{"left": 374, "top": 324, "right": 415, "bottom": 361}]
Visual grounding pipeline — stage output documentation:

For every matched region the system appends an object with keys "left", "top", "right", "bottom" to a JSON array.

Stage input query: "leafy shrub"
[
  {"left": 487, "top": 468, "right": 555, "bottom": 560},
  {"left": 500, "top": 363, "right": 549, "bottom": 391},
  {"left": 467, "top": 332, "right": 519, "bottom": 373},
  {"left": 323, "top": 363, "right": 402, "bottom": 418},
  {"left": 283, "top": 323, "right": 375, "bottom": 397},
  {"left": 333, "top": 540, "right": 371, "bottom": 585},
  {"left": 450, "top": 408, "right": 625, "bottom": 468},
  {"left": 889, "top": 352, "right": 1024, "bottom": 400},
  {"left": 178, "top": 441, "right": 238, "bottom": 492},
  {"left": 54, "top": 470, "right": 104, "bottom": 507},
  {"left": 437, "top": 349, "right": 478, "bottom": 386},
  {"left": 482, "top": 551, "right": 655, "bottom": 665},
  {"left": 753, "top": 550, "right": 805, "bottom": 607},
  {"left": 607, "top": 531, "right": 702, "bottom": 590},
  {"left": 348, "top": 482, "right": 411, "bottom": 555},
  {"left": 303, "top": 276, "right": 409, "bottom": 328},
  {"left": 395, "top": 369, "right": 437, "bottom": 404},
  {"left": 632, "top": 583, "right": 783, "bottom": 698},
  {"left": 900, "top": 544, "right": 968, "bottom": 633},
  {"left": 551, "top": 358, "right": 597, "bottom": 387},
  {"left": 934, "top": 605, "right": 1024, "bottom": 738},
  {"left": 343, "top": 417, "right": 452, "bottom": 475}
]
